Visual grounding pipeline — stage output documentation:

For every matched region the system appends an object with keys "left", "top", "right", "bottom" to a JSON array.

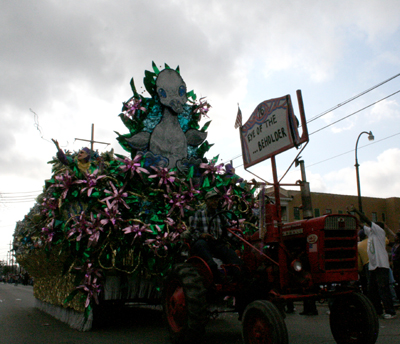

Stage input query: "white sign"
[{"left": 240, "top": 95, "right": 299, "bottom": 168}]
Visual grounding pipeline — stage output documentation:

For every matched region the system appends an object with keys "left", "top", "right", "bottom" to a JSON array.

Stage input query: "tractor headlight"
[{"left": 291, "top": 260, "right": 302, "bottom": 272}]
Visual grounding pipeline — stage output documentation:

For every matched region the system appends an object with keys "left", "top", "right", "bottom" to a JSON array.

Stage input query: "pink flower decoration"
[
  {"left": 79, "top": 169, "right": 106, "bottom": 197},
  {"left": 53, "top": 170, "right": 78, "bottom": 199},
  {"left": 221, "top": 185, "right": 235, "bottom": 210},
  {"left": 149, "top": 167, "right": 176, "bottom": 190},
  {"left": 75, "top": 261, "right": 102, "bottom": 308},
  {"left": 100, "top": 203, "right": 122, "bottom": 228},
  {"left": 122, "top": 223, "right": 152, "bottom": 241},
  {"left": 194, "top": 97, "right": 211, "bottom": 118},
  {"left": 123, "top": 98, "right": 147, "bottom": 118},
  {"left": 118, "top": 155, "right": 149, "bottom": 178},
  {"left": 200, "top": 161, "right": 224, "bottom": 182},
  {"left": 101, "top": 181, "right": 130, "bottom": 209}
]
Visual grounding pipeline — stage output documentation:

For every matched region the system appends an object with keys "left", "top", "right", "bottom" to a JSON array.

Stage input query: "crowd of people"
[{"left": 1, "top": 272, "right": 32, "bottom": 285}]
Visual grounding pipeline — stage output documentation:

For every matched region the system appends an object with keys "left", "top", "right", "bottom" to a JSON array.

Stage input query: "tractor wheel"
[
  {"left": 329, "top": 292, "right": 379, "bottom": 344},
  {"left": 242, "top": 300, "right": 289, "bottom": 344},
  {"left": 163, "top": 263, "right": 207, "bottom": 344}
]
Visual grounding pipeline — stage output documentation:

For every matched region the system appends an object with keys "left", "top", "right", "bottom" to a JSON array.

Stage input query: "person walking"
[{"left": 350, "top": 205, "right": 396, "bottom": 319}]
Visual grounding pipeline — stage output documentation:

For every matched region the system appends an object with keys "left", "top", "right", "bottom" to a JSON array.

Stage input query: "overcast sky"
[{"left": 1, "top": 0, "right": 400, "bottom": 261}]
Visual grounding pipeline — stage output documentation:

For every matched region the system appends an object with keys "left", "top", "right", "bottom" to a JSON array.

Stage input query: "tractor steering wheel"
[{"left": 208, "top": 210, "right": 240, "bottom": 241}]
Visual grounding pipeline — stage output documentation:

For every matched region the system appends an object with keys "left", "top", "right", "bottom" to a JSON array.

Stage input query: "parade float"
[{"left": 13, "top": 62, "right": 257, "bottom": 331}]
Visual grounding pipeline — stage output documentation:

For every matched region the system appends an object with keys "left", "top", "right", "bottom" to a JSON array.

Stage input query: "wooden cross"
[{"left": 75, "top": 124, "right": 110, "bottom": 151}]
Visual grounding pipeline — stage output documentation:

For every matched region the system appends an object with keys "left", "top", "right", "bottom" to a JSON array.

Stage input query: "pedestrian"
[
  {"left": 391, "top": 232, "right": 400, "bottom": 301},
  {"left": 350, "top": 205, "right": 397, "bottom": 319},
  {"left": 358, "top": 228, "right": 369, "bottom": 295}
]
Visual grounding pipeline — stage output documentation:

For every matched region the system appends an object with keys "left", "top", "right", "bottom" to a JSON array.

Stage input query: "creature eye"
[
  {"left": 158, "top": 88, "right": 167, "bottom": 98},
  {"left": 178, "top": 85, "right": 186, "bottom": 97}
]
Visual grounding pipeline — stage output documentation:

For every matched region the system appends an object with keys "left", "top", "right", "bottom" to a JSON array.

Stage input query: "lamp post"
[{"left": 355, "top": 131, "right": 374, "bottom": 213}]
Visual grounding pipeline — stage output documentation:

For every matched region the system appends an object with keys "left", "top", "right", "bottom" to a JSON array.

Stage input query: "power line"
[
  {"left": 0, "top": 191, "right": 42, "bottom": 195},
  {"left": 309, "top": 89, "right": 400, "bottom": 136},
  {"left": 307, "top": 72, "right": 400, "bottom": 123},
  {"left": 307, "top": 132, "right": 400, "bottom": 167}
]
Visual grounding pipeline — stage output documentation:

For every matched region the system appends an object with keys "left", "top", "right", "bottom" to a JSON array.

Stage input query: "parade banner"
[{"left": 240, "top": 95, "right": 300, "bottom": 169}]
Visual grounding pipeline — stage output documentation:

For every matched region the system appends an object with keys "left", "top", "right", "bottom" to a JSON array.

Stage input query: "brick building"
[{"left": 265, "top": 187, "right": 400, "bottom": 231}]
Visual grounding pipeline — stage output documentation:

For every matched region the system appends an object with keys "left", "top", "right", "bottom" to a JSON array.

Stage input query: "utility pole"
[{"left": 75, "top": 124, "right": 110, "bottom": 151}]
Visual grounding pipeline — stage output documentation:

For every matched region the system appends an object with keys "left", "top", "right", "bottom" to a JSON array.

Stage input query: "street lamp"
[{"left": 355, "top": 131, "right": 374, "bottom": 213}]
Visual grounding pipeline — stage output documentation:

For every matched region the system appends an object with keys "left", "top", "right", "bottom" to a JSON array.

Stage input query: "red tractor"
[
  {"left": 163, "top": 91, "right": 379, "bottom": 344},
  {"left": 164, "top": 183, "right": 379, "bottom": 344}
]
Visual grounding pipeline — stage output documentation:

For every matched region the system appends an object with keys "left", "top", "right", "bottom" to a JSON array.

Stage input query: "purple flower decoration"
[
  {"left": 67, "top": 212, "right": 91, "bottom": 242},
  {"left": 122, "top": 222, "right": 152, "bottom": 242},
  {"left": 75, "top": 261, "right": 102, "bottom": 308},
  {"left": 79, "top": 169, "right": 106, "bottom": 197},
  {"left": 165, "top": 191, "right": 193, "bottom": 217},
  {"left": 86, "top": 213, "right": 104, "bottom": 247},
  {"left": 200, "top": 161, "right": 224, "bottom": 182},
  {"left": 41, "top": 219, "right": 55, "bottom": 245},
  {"left": 118, "top": 155, "right": 149, "bottom": 178},
  {"left": 101, "top": 181, "right": 130, "bottom": 209},
  {"left": 123, "top": 98, "right": 147, "bottom": 118},
  {"left": 145, "top": 225, "right": 179, "bottom": 253},
  {"left": 41, "top": 197, "right": 58, "bottom": 215},
  {"left": 149, "top": 167, "right": 176, "bottom": 192},
  {"left": 221, "top": 185, "right": 235, "bottom": 210},
  {"left": 194, "top": 97, "right": 211, "bottom": 118},
  {"left": 100, "top": 203, "right": 122, "bottom": 228},
  {"left": 53, "top": 170, "right": 77, "bottom": 199},
  {"left": 181, "top": 179, "right": 200, "bottom": 203}
]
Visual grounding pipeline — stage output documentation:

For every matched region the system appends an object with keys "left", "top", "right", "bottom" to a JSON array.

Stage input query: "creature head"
[{"left": 156, "top": 69, "right": 187, "bottom": 114}]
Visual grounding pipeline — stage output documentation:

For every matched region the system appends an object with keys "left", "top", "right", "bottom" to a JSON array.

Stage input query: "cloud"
[
  {"left": 368, "top": 99, "right": 400, "bottom": 123},
  {"left": 310, "top": 148, "right": 400, "bottom": 198}
]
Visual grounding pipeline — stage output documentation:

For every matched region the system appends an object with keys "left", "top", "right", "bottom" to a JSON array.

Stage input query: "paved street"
[{"left": 1, "top": 283, "right": 400, "bottom": 343}]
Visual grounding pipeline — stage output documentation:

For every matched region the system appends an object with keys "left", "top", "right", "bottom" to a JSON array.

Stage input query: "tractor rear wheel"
[
  {"left": 164, "top": 263, "right": 207, "bottom": 344},
  {"left": 329, "top": 292, "right": 379, "bottom": 344},
  {"left": 242, "top": 300, "right": 288, "bottom": 344}
]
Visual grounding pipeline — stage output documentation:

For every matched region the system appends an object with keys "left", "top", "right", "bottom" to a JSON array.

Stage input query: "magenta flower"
[
  {"left": 100, "top": 203, "right": 122, "bottom": 228},
  {"left": 75, "top": 261, "right": 102, "bottom": 308},
  {"left": 194, "top": 97, "right": 211, "bottom": 118},
  {"left": 165, "top": 192, "right": 193, "bottom": 217},
  {"left": 181, "top": 180, "right": 200, "bottom": 203},
  {"left": 53, "top": 170, "right": 77, "bottom": 199},
  {"left": 122, "top": 223, "right": 152, "bottom": 241},
  {"left": 149, "top": 167, "right": 176, "bottom": 191},
  {"left": 41, "top": 197, "right": 58, "bottom": 215},
  {"left": 79, "top": 169, "right": 106, "bottom": 197},
  {"left": 86, "top": 213, "right": 104, "bottom": 247},
  {"left": 41, "top": 219, "right": 55, "bottom": 244},
  {"left": 68, "top": 211, "right": 91, "bottom": 242},
  {"left": 145, "top": 225, "right": 179, "bottom": 252},
  {"left": 200, "top": 161, "right": 224, "bottom": 182},
  {"left": 221, "top": 185, "right": 234, "bottom": 210},
  {"left": 123, "top": 98, "right": 147, "bottom": 118},
  {"left": 118, "top": 155, "right": 149, "bottom": 178},
  {"left": 101, "top": 181, "right": 130, "bottom": 209}
]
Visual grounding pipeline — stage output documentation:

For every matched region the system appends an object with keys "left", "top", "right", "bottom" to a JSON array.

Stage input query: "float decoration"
[{"left": 13, "top": 62, "right": 258, "bottom": 321}]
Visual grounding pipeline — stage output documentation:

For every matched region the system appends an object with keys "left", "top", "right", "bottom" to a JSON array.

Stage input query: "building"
[{"left": 265, "top": 187, "right": 400, "bottom": 231}]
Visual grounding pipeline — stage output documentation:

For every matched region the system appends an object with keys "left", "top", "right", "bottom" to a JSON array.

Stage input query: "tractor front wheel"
[
  {"left": 329, "top": 292, "right": 379, "bottom": 344},
  {"left": 242, "top": 300, "right": 288, "bottom": 344},
  {"left": 164, "top": 263, "right": 207, "bottom": 344}
]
